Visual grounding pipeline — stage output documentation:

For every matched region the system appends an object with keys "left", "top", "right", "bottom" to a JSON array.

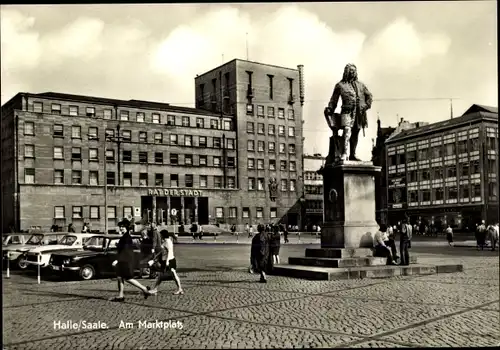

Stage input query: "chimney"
[{"left": 297, "top": 65, "right": 305, "bottom": 106}]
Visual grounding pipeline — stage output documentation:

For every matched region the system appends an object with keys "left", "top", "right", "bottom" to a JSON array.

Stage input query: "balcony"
[
  {"left": 246, "top": 85, "right": 254, "bottom": 99},
  {"left": 288, "top": 94, "right": 296, "bottom": 105}
]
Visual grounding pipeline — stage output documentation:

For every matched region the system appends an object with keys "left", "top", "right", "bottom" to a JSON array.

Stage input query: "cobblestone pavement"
[{"left": 3, "top": 245, "right": 499, "bottom": 349}]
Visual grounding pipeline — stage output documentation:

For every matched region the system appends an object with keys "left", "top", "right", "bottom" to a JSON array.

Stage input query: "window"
[
  {"left": 88, "top": 127, "right": 98, "bottom": 140},
  {"left": 418, "top": 148, "right": 428, "bottom": 160},
  {"left": 123, "top": 207, "right": 133, "bottom": 219},
  {"left": 185, "top": 135, "right": 193, "bottom": 146},
  {"left": 247, "top": 122, "right": 254, "bottom": 133},
  {"left": 139, "top": 152, "right": 148, "bottom": 163},
  {"left": 290, "top": 161, "right": 296, "bottom": 172},
  {"left": 432, "top": 146, "right": 442, "bottom": 158},
  {"left": 269, "top": 159, "right": 276, "bottom": 171},
  {"left": 199, "top": 155, "right": 207, "bottom": 166},
  {"left": 24, "top": 121, "right": 35, "bottom": 135},
  {"left": 268, "top": 74, "right": 274, "bottom": 99},
  {"left": 469, "top": 160, "right": 480, "bottom": 174},
  {"left": 72, "top": 170, "right": 82, "bottom": 184},
  {"left": 199, "top": 136, "right": 207, "bottom": 147},
  {"left": 89, "top": 171, "right": 98, "bottom": 185},
  {"left": 257, "top": 207, "right": 264, "bottom": 218},
  {"left": 107, "top": 207, "right": 116, "bottom": 219},
  {"left": 248, "top": 158, "right": 255, "bottom": 169},
  {"left": 278, "top": 108, "right": 284, "bottom": 119},
  {"left": 23, "top": 168, "right": 35, "bottom": 184},
  {"left": 155, "top": 152, "right": 164, "bottom": 163},
  {"left": 421, "top": 190, "right": 431, "bottom": 202},
  {"left": 489, "top": 181, "right": 497, "bottom": 199},
  {"left": 139, "top": 173, "right": 148, "bottom": 186},
  {"left": 185, "top": 154, "right": 193, "bottom": 165},
  {"left": 169, "top": 153, "right": 178, "bottom": 165},
  {"left": 229, "top": 207, "right": 237, "bottom": 218},
  {"left": 420, "top": 169, "right": 430, "bottom": 181},
  {"left": 123, "top": 150, "right": 132, "bottom": 162},
  {"left": 51, "top": 104, "right": 61, "bottom": 114},
  {"left": 123, "top": 172, "right": 132, "bottom": 186},
  {"left": 72, "top": 126, "right": 81, "bottom": 139},
  {"left": 200, "top": 175, "right": 208, "bottom": 188},
  {"left": 105, "top": 128, "right": 115, "bottom": 140},
  {"left": 122, "top": 130, "right": 131, "bottom": 142},
  {"left": 408, "top": 190, "right": 418, "bottom": 203},
  {"left": 460, "top": 185, "right": 470, "bottom": 199},
  {"left": 85, "top": 107, "right": 95, "bottom": 117},
  {"left": 257, "top": 159, "right": 265, "bottom": 170},
  {"left": 258, "top": 141, "right": 265, "bottom": 152},
  {"left": 267, "top": 107, "right": 275, "bottom": 118},
  {"left": 210, "top": 119, "right": 219, "bottom": 129},
  {"left": 182, "top": 116, "right": 190, "bottom": 127},
  {"left": 281, "top": 179, "right": 288, "bottom": 191},
  {"left": 458, "top": 140, "right": 468, "bottom": 154},
  {"left": 72, "top": 206, "right": 83, "bottom": 219},
  {"left": 153, "top": 173, "right": 163, "bottom": 187},
  {"left": 447, "top": 186, "right": 458, "bottom": 200},
  {"left": 288, "top": 127, "right": 296, "bottom": 137},
  {"left": 246, "top": 104, "right": 254, "bottom": 115},
  {"left": 90, "top": 206, "right": 100, "bottom": 219},
  {"left": 408, "top": 170, "right": 417, "bottom": 182},
  {"left": 435, "top": 188, "right": 445, "bottom": 201},
  {"left": 227, "top": 157, "right": 235, "bottom": 167},
  {"left": 106, "top": 149, "right": 115, "bottom": 162},
  {"left": 280, "top": 160, "right": 287, "bottom": 171},
  {"left": 288, "top": 109, "right": 295, "bottom": 120},
  {"left": 154, "top": 133, "right": 163, "bottom": 144},
  {"left": 471, "top": 138, "right": 480, "bottom": 151},
  {"left": 69, "top": 105, "right": 79, "bottom": 116},
  {"left": 445, "top": 143, "right": 456, "bottom": 156},
  {"left": 248, "top": 178, "right": 255, "bottom": 190},
  {"left": 167, "top": 115, "right": 175, "bottom": 125},
  {"left": 257, "top": 123, "right": 265, "bottom": 134},
  {"left": 152, "top": 114, "right": 160, "bottom": 124},
  {"left": 139, "top": 131, "right": 147, "bottom": 143},
  {"left": 257, "top": 178, "right": 265, "bottom": 190},
  {"left": 257, "top": 105, "right": 264, "bottom": 117},
  {"left": 54, "top": 170, "right": 64, "bottom": 184},
  {"left": 289, "top": 144, "right": 296, "bottom": 154},
  {"left": 270, "top": 208, "right": 277, "bottom": 218},
  {"left": 488, "top": 159, "right": 497, "bottom": 173},
  {"left": 216, "top": 207, "right": 224, "bottom": 218},
  {"left": 213, "top": 156, "right": 221, "bottom": 167},
  {"left": 170, "top": 174, "right": 178, "bottom": 187},
  {"left": 269, "top": 125, "right": 275, "bottom": 135},
  {"left": 54, "top": 206, "right": 65, "bottom": 219},
  {"left": 406, "top": 150, "right": 417, "bottom": 162},
  {"left": 227, "top": 138, "right": 235, "bottom": 149},
  {"left": 107, "top": 172, "right": 116, "bottom": 185},
  {"left": 432, "top": 167, "right": 443, "bottom": 180},
  {"left": 136, "top": 112, "right": 145, "bottom": 123},
  {"left": 72, "top": 147, "right": 82, "bottom": 160},
  {"left": 269, "top": 142, "right": 275, "bottom": 152},
  {"left": 196, "top": 118, "right": 204, "bottom": 128},
  {"left": 213, "top": 137, "right": 221, "bottom": 148},
  {"left": 214, "top": 176, "right": 222, "bottom": 188},
  {"left": 24, "top": 145, "right": 34, "bottom": 158},
  {"left": 487, "top": 136, "right": 497, "bottom": 150},
  {"left": 167, "top": 135, "right": 177, "bottom": 146},
  {"left": 54, "top": 146, "right": 64, "bottom": 159},
  {"left": 278, "top": 125, "right": 285, "bottom": 136},
  {"left": 243, "top": 208, "right": 250, "bottom": 218},
  {"left": 184, "top": 174, "right": 193, "bottom": 188},
  {"left": 119, "top": 111, "right": 129, "bottom": 121},
  {"left": 247, "top": 140, "right": 255, "bottom": 151},
  {"left": 460, "top": 163, "right": 469, "bottom": 177},
  {"left": 279, "top": 143, "right": 286, "bottom": 154},
  {"left": 446, "top": 166, "right": 457, "bottom": 178},
  {"left": 104, "top": 109, "right": 112, "bottom": 120},
  {"left": 228, "top": 176, "right": 236, "bottom": 189}
]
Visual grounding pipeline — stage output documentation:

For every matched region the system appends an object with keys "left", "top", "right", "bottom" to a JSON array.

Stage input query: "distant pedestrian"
[
  {"left": 198, "top": 225, "right": 204, "bottom": 240},
  {"left": 487, "top": 223, "right": 499, "bottom": 251},
  {"left": 148, "top": 230, "right": 183, "bottom": 295},
  {"left": 68, "top": 223, "right": 75, "bottom": 233},
  {"left": 316, "top": 225, "right": 321, "bottom": 239},
  {"left": 231, "top": 224, "right": 237, "bottom": 235},
  {"left": 400, "top": 218, "right": 412, "bottom": 266},
  {"left": 270, "top": 225, "right": 281, "bottom": 265},
  {"left": 81, "top": 223, "right": 89, "bottom": 233},
  {"left": 248, "top": 225, "right": 254, "bottom": 238},
  {"left": 477, "top": 221, "right": 487, "bottom": 251},
  {"left": 282, "top": 224, "right": 289, "bottom": 243},
  {"left": 445, "top": 225, "right": 454, "bottom": 246}
]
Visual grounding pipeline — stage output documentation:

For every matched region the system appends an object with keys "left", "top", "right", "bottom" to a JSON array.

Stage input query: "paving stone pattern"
[{"left": 3, "top": 246, "right": 499, "bottom": 349}]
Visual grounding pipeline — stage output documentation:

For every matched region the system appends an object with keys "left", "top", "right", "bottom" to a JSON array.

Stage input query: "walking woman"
[
  {"left": 148, "top": 230, "right": 184, "bottom": 295},
  {"left": 270, "top": 225, "right": 281, "bottom": 265},
  {"left": 445, "top": 225, "right": 454, "bottom": 246},
  {"left": 250, "top": 224, "right": 270, "bottom": 283},
  {"left": 110, "top": 219, "right": 152, "bottom": 302}
]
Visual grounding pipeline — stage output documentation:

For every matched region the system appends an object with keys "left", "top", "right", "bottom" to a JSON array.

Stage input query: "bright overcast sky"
[{"left": 1, "top": 2, "right": 497, "bottom": 161}]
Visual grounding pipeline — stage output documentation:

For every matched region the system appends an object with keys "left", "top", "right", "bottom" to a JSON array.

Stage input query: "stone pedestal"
[{"left": 321, "top": 161, "right": 381, "bottom": 249}]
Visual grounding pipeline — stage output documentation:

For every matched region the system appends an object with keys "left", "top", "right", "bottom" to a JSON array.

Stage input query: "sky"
[{"left": 1, "top": 2, "right": 497, "bottom": 161}]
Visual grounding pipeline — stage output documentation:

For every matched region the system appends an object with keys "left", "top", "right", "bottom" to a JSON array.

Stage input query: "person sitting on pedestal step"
[
  {"left": 386, "top": 225, "right": 400, "bottom": 262},
  {"left": 373, "top": 224, "right": 397, "bottom": 265}
]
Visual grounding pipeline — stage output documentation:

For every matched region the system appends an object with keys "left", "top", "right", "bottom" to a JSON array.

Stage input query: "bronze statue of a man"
[{"left": 324, "top": 64, "right": 373, "bottom": 162}]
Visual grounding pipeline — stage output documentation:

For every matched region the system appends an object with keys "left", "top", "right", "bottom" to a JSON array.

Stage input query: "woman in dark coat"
[
  {"left": 110, "top": 219, "right": 152, "bottom": 302},
  {"left": 250, "top": 224, "right": 270, "bottom": 283}
]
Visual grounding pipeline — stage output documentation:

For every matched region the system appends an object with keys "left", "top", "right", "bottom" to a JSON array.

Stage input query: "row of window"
[
  {"left": 304, "top": 171, "right": 322, "bottom": 181},
  {"left": 397, "top": 160, "right": 496, "bottom": 182},
  {"left": 248, "top": 178, "right": 296, "bottom": 192},
  {"left": 247, "top": 122, "right": 296, "bottom": 137},
  {"left": 247, "top": 158, "right": 297, "bottom": 172},
  {"left": 247, "top": 140, "right": 296, "bottom": 154},
  {"left": 305, "top": 185, "right": 323, "bottom": 195},
  {"left": 388, "top": 137, "right": 497, "bottom": 166},
  {"left": 246, "top": 104, "right": 295, "bottom": 120},
  {"left": 30, "top": 101, "right": 234, "bottom": 129},
  {"left": 215, "top": 206, "right": 279, "bottom": 219}
]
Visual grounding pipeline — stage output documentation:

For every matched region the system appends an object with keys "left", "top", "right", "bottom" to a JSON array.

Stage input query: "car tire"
[
  {"left": 17, "top": 256, "right": 28, "bottom": 270},
  {"left": 80, "top": 264, "right": 96, "bottom": 280}
]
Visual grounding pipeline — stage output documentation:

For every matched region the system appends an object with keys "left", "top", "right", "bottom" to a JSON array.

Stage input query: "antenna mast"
[
  {"left": 450, "top": 98, "right": 454, "bottom": 119},
  {"left": 246, "top": 32, "right": 249, "bottom": 60}
]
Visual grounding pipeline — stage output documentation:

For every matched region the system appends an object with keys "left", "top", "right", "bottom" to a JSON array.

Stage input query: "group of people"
[
  {"left": 244, "top": 223, "right": 290, "bottom": 243},
  {"left": 248, "top": 224, "right": 284, "bottom": 283},
  {"left": 475, "top": 221, "right": 499, "bottom": 251},
  {"left": 373, "top": 218, "right": 413, "bottom": 266},
  {"left": 109, "top": 219, "right": 183, "bottom": 302}
]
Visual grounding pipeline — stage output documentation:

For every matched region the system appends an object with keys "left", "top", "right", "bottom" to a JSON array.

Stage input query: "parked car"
[
  {"left": 49, "top": 234, "right": 143, "bottom": 280},
  {"left": 2, "top": 233, "right": 31, "bottom": 247},
  {"left": 24, "top": 233, "right": 97, "bottom": 269},
  {"left": 3, "top": 233, "right": 66, "bottom": 269}
]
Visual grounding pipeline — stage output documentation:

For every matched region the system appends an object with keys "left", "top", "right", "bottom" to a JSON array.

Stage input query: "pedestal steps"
[{"left": 288, "top": 255, "right": 418, "bottom": 268}]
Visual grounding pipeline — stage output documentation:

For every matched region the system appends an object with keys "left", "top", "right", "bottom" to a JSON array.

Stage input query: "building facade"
[
  {"left": 384, "top": 104, "right": 499, "bottom": 230},
  {"left": 1, "top": 59, "right": 306, "bottom": 233},
  {"left": 303, "top": 154, "right": 325, "bottom": 230},
  {"left": 194, "top": 59, "right": 305, "bottom": 228}
]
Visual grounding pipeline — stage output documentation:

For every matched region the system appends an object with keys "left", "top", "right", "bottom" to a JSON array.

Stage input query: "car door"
[
  {"left": 101, "top": 238, "right": 119, "bottom": 276},
  {"left": 131, "top": 238, "right": 144, "bottom": 272}
]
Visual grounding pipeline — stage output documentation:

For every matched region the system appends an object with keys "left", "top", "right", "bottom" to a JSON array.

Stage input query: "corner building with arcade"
[{"left": 1, "top": 59, "right": 305, "bottom": 233}]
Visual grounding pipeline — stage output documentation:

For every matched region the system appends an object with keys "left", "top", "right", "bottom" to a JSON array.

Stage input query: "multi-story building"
[
  {"left": 303, "top": 154, "right": 325, "bottom": 230},
  {"left": 194, "top": 59, "right": 305, "bottom": 228},
  {"left": 384, "top": 104, "right": 498, "bottom": 229},
  {"left": 1, "top": 59, "right": 306, "bottom": 233}
]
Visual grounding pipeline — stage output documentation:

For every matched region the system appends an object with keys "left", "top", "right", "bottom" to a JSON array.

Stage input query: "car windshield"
[
  {"left": 107, "top": 239, "right": 120, "bottom": 250},
  {"left": 84, "top": 236, "right": 106, "bottom": 250},
  {"left": 59, "top": 235, "right": 77, "bottom": 246},
  {"left": 26, "top": 234, "right": 44, "bottom": 245},
  {"left": 2, "top": 236, "right": 9, "bottom": 245}
]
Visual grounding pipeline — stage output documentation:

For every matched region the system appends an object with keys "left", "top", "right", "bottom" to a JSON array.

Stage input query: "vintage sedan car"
[
  {"left": 3, "top": 233, "right": 31, "bottom": 247},
  {"left": 49, "top": 234, "right": 144, "bottom": 280},
  {"left": 24, "top": 233, "right": 97, "bottom": 269},
  {"left": 3, "top": 233, "right": 66, "bottom": 269}
]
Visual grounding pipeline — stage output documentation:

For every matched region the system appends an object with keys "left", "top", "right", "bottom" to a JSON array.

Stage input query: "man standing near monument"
[{"left": 324, "top": 64, "right": 373, "bottom": 161}]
